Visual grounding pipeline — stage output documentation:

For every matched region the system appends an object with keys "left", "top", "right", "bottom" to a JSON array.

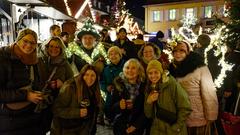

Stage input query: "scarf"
[{"left": 12, "top": 44, "right": 38, "bottom": 65}]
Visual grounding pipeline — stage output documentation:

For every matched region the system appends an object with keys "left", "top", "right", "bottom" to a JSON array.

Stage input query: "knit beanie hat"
[
  {"left": 16, "top": 28, "right": 37, "bottom": 43},
  {"left": 77, "top": 19, "right": 100, "bottom": 39},
  {"left": 146, "top": 60, "right": 163, "bottom": 74}
]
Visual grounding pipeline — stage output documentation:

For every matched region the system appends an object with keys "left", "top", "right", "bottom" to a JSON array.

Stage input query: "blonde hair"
[
  {"left": 123, "top": 58, "right": 145, "bottom": 82},
  {"left": 107, "top": 46, "right": 122, "bottom": 59}
]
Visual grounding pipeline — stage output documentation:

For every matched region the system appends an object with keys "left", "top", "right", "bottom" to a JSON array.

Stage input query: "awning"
[{"left": 7, "top": 0, "right": 74, "bottom": 20}]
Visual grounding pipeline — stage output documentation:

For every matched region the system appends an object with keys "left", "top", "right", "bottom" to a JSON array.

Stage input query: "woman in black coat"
[
  {"left": 111, "top": 58, "right": 146, "bottom": 135},
  {"left": 0, "top": 28, "right": 45, "bottom": 135}
]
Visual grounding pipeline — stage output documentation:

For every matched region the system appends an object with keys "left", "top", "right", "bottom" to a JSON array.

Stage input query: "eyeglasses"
[{"left": 22, "top": 39, "right": 37, "bottom": 46}]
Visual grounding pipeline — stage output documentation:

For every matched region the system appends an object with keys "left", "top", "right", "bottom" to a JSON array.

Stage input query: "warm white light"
[
  {"left": 64, "top": 0, "right": 72, "bottom": 16},
  {"left": 75, "top": 0, "right": 89, "bottom": 19}
]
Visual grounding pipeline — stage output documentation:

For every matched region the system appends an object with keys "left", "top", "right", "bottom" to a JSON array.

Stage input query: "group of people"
[{"left": 2, "top": 18, "right": 236, "bottom": 135}]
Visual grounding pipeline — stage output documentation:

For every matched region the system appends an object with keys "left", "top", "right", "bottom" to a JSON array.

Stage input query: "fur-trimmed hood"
[
  {"left": 169, "top": 52, "right": 205, "bottom": 78},
  {"left": 39, "top": 36, "right": 67, "bottom": 65}
]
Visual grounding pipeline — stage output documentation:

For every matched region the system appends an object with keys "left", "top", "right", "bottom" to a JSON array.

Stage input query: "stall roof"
[{"left": 7, "top": 0, "right": 74, "bottom": 20}]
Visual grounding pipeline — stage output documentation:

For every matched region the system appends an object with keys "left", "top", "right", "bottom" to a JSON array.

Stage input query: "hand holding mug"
[{"left": 120, "top": 99, "right": 126, "bottom": 110}]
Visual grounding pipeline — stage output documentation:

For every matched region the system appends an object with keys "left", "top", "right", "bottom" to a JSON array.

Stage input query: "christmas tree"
[{"left": 215, "top": 0, "right": 240, "bottom": 49}]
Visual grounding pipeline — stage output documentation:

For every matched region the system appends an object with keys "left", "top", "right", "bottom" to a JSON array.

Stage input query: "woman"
[
  {"left": 100, "top": 46, "right": 125, "bottom": 123},
  {"left": 169, "top": 41, "right": 218, "bottom": 135},
  {"left": 38, "top": 36, "right": 73, "bottom": 133},
  {"left": 0, "top": 28, "right": 45, "bottom": 135},
  {"left": 38, "top": 36, "right": 73, "bottom": 98},
  {"left": 145, "top": 60, "right": 191, "bottom": 135},
  {"left": 111, "top": 58, "right": 146, "bottom": 135},
  {"left": 138, "top": 42, "right": 169, "bottom": 70},
  {"left": 52, "top": 64, "right": 101, "bottom": 135}
]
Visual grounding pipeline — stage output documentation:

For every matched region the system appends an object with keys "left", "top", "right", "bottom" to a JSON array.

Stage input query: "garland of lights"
[
  {"left": 168, "top": 16, "right": 233, "bottom": 88},
  {"left": 204, "top": 25, "right": 234, "bottom": 88},
  {"left": 66, "top": 41, "right": 110, "bottom": 64}
]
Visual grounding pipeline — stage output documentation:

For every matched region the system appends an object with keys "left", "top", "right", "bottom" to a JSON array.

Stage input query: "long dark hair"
[{"left": 76, "top": 64, "right": 101, "bottom": 106}]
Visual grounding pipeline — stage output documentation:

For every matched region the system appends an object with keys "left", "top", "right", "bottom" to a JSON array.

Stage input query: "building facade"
[{"left": 144, "top": 0, "right": 225, "bottom": 37}]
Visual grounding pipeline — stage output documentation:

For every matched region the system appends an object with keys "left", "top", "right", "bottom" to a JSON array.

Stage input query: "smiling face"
[
  {"left": 109, "top": 50, "right": 121, "bottom": 65},
  {"left": 83, "top": 69, "right": 97, "bottom": 87},
  {"left": 173, "top": 42, "right": 189, "bottom": 62},
  {"left": 123, "top": 61, "right": 139, "bottom": 82},
  {"left": 47, "top": 40, "right": 61, "bottom": 57},
  {"left": 17, "top": 34, "right": 37, "bottom": 54},
  {"left": 143, "top": 45, "right": 155, "bottom": 62},
  {"left": 81, "top": 34, "right": 96, "bottom": 50},
  {"left": 147, "top": 68, "right": 161, "bottom": 84}
]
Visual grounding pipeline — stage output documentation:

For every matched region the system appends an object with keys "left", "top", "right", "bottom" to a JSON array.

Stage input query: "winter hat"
[
  {"left": 197, "top": 34, "right": 211, "bottom": 48},
  {"left": 156, "top": 30, "right": 164, "bottom": 38},
  {"left": 77, "top": 19, "right": 100, "bottom": 39},
  {"left": 118, "top": 27, "right": 127, "bottom": 34},
  {"left": 147, "top": 60, "right": 163, "bottom": 74},
  {"left": 108, "top": 46, "right": 122, "bottom": 59},
  {"left": 16, "top": 28, "right": 37, "bottom": 43},
  {"left": 173, "top": 41, "right": 190, "bottom": 54}
]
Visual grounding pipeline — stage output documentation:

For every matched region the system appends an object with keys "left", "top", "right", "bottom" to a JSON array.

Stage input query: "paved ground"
[{"left": 96, "top": 124, "right": 114, "bottom": 135}]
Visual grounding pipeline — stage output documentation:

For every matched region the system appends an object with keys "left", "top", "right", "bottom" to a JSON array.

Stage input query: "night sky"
[{"left": 125, "top": 0, "right": 145, "bottom": 20}]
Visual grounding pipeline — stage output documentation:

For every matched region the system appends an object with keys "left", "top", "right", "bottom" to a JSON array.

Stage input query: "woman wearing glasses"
[{"left": 0, "top": 28, "right": 46, "bottom": 135}]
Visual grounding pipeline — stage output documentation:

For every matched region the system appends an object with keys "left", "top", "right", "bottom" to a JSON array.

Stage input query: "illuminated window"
[
  {"left": 152, "top": 11, "right": 161, "bottom": 22},
  {"left": 204, "top": 6, "right": 212, "bottom": 18},
  {"left": 186, "top": 8, "right": 194, "bottom": 17},
  {"left": 169, "top": 9, "right": 176, "bottom": 20}
]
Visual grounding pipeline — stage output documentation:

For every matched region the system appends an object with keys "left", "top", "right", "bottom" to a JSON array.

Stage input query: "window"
[
  {"left": 204, "top": 6, "right": 212, "bottom": 18},
  {"left": 169, "top": 9, "right": 176, "bottom": 20},
  {"left": 152, "top": 11, "right": 161, "bottom": 22},
  {"left": 186, "top": 8, "right": 194, "bottom": 17}
]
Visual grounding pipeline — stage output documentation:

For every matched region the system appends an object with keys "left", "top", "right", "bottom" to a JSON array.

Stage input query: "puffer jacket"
[{"left": 169, "top": 52, "right": 218, "bottom": 127}]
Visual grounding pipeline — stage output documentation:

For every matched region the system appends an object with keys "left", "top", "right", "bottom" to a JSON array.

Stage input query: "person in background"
[
  {"left": 38, "top": 36, "right": 73, "bottom": 133},
  {"left": 148, "top": 30, "right": 166, "bottom": 51},
  {"left": 114, "top": 28, "right": 136, "bottom": 60},
  {"left": 169, "top": 41, "right": 218, "bottom": 135},
  {"left": 50, "top": 25, "right": 61, "bottom": 37},
  {"left": 111, "top": 59, "right": 146, "bottom": 135},
  {"left": 0, "top": 28, "right": 46, "bottom": 135},
  {"left": 145, "top": 60, "right": 191, "bottom": 135},
  {"left": 52, "top": 64, "right": 102, "bottom": 135},
  {"left": 60, "top": 32, "right": 70, "bottom": 47},
  {"left": 100, "top": 28, "right": 112, "bottom": 44},
  {"left": 100, "top": 46, "right": 125, "bottom": 125}
]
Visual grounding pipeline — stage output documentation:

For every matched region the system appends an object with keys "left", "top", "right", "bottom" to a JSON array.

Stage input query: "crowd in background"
[{"left": 0, "top": 19, "right": 239, "bottom": 135}]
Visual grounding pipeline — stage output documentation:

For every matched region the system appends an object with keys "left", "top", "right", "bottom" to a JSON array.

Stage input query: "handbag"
[
  {"left": 221, "top": 91, "right": 240, "bottom": 135},
  {"left": 156, "top": 106, "right": 177, "bottom": 125}
]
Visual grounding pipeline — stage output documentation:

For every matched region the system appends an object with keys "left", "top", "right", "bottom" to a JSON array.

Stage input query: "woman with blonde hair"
[
  {"left": 145, "top": 60, "right": 191, "bottom": 135},
  {"left": 111, "top": 58, "right": 146, "bottom": 135},
  {"left": 100, "top": 46, "right": 125, "bottom": 124}
]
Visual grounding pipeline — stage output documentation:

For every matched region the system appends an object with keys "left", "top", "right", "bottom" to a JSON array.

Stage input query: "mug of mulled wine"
[{"left": 80, "top": 99, "right": 90, "bottom": 119}]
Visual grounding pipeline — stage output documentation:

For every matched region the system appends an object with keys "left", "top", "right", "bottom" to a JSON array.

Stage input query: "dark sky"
[{"left": 125, "top": 0, "right": 145, "bottom": 20}]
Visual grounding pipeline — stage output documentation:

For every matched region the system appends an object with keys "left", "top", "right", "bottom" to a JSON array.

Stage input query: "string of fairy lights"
[{"left": 168, "top": 15, "right": 233, "bottom": 88}]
